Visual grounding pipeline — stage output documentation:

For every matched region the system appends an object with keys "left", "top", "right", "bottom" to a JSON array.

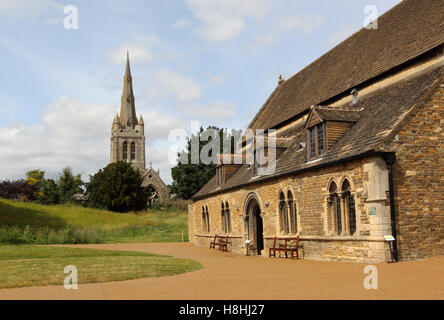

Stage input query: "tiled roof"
[
  {"left": 193, "top": 66, "right": 443, "bottom": 199},
  {"left": 311, "top": 106, "right": 362, "bottom": 124},
  {"left": 249, "top": 0, "right": 444, "bottom": 131}
]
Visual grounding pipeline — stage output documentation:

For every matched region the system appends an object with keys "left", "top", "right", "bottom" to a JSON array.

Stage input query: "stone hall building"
[
  {"left": 110, "top": 54, "right": 168, "bottom": 202},
  {"left": 188, "top": 0, "right": 444, "bottom": 263}
]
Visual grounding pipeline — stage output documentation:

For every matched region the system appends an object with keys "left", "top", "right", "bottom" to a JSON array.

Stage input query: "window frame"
[
  {"left": 307, "top": 122, "right": 326, "bottom": 160},
  {"left": 130, "top": 142, "right": 136, "bottom": 160},
  {"left": 122, "top": 141, "right": 128, "bottom": 160}
]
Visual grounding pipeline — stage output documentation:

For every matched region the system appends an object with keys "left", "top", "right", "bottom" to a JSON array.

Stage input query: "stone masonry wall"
[
  {"left": 382, "top": 80, "right": 444, "bottom": 260},
  {"left": 189, "top": 156, "right": 393, "bottom": 263}
]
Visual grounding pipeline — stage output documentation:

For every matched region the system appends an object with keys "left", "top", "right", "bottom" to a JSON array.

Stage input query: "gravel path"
[{"left": 0, "top": 243, "right": 442, "bottom": 300}]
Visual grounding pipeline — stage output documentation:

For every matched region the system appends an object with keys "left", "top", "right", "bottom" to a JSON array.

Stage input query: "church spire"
[{"left": 120, "top": 52, "right": 138, "bottom": 129}]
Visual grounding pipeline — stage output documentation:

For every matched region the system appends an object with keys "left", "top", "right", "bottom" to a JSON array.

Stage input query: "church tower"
[{"left": 110, "top": 53, "right": 146, "bottom": 171}]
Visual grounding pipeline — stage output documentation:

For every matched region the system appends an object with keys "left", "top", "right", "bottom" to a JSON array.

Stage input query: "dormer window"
[
  {"left": 306, "top": 105, "right": 361, "bottom": 161},
  {"left": 308, "top": 122, "right": 326, "bottom": 160}
]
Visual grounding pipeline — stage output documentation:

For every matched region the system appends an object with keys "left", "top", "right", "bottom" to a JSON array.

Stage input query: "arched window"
[
  {"left": 122, "top": 142, "right": 128, "bottom": 160},
  {"left": 202, "top": 206, "right": 206, "bottom": 233},
  {"left": 342, "top": 179, "right": 356, "bottom": 235},
  {"left": 225, "top": 201, "right": 231, "bottom": 233},
  {"left": 205, "top": 205, "right": 210, "bottom": 233},
  {"left": 130, "top": 142, "right": 136, "bottom": 160},
  {"left": 279, "top": 191, "right": 289, "bottom": 234},
  {"left": 287, "top": 191, "right": 297, "bottom": 234},
  {"left": 328, "top": 181, "right": 342, "bottom": 235},
  {"left": 221, "top": 202, "right": 226, "bottom": 233}
]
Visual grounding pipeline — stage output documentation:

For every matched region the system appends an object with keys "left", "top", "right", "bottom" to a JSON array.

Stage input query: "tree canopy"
[
  {"left": 170, "top": 126, "right": 241, "bottom": 200},
  {"left": 87, "top": 161, "right": 148, "bottom": 212}
]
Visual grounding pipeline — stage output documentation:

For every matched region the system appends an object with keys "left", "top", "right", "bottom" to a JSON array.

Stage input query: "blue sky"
[{"left": 0, "top": 0, "right": 401, "bottom": 184}]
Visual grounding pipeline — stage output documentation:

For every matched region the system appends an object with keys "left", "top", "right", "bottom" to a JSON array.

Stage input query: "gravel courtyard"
[{"left": 0, "top": 242, "right": 442, "bottom": 300}]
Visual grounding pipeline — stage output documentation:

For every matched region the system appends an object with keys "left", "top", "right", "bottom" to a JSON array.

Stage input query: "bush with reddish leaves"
[{"left": 0, "top": 180, "right": 37, "bottom": 201}]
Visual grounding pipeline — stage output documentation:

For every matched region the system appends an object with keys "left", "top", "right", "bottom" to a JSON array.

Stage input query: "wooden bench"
[
  {"left": 210, "top": 234, "right": 229, "bottom": 252},
  {"left": 269, "top": 236, "right": 300, "bottom": 259}
]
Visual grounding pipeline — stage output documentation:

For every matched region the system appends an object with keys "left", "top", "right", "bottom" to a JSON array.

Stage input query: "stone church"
[
  {"left": 110, "top": 53, "right": 168, "bottom": 202},
  {"left": 188, "top": 0, "right": 444, "bottom": 263}
]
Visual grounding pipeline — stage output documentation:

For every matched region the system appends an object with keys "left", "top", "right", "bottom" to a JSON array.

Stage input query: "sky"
[{"left": 0, "top": 0, "right": 402, "bottom": 184}]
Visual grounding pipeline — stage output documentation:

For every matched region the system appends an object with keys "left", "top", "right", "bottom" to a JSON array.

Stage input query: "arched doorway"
[
  {"left": 244, "top": 194, "right": 264, "bottom": 255},
  {"left": 145, "top": 184, "right": 160, "bottom": 208}
]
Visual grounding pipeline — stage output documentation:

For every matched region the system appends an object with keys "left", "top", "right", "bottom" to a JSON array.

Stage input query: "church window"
[
  {"left": 225, "top": 202, "right": 231, "bottom": 233},
  {"left": 221, "top": 202, "right": 226, "bottom": 233},
  {"left": 327, "top": 181, "right": 341, "bottom": 235},
  {"left": 205, "top": 205, "right": 210, "bottom": 233},
  {"left": 278, "top": 191, "right": 289, "bottom": 234},
  {"left": 287, "top": 190, "right": 298, "bottom": 234},
  {"left": 131, "top": 142, "right": 136, "bottom": 160},
  {"left": 342, "top": 179, "right": 356, "bottom": 235},
  {"left": 122, "top": 142, "right": 128, "bottom": 160},
  {"left": 221, "top": 201, "right": 231, "bottom": 234}
]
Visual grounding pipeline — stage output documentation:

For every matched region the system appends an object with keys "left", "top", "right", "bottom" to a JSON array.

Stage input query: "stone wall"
[
  {"left": 382, "top": 80, "right": 444, "bottom": 260},
  {"left": 189, "top": 156, "right": 394, "bottom": 263}
]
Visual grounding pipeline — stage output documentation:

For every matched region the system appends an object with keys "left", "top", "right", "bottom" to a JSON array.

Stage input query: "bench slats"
[
  {"left": 269, "top": 236, "right": 300, "bottom": 259},
  {"left": 210, "top": 234, "right": 230, "bottom": 252}
]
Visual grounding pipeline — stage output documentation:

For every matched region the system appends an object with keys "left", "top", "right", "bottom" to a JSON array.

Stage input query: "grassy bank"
[
  {"left": 0, "top": 198, "right": 188, "bottom": 244},
  {"left": 0, "top": 245, "right": 202, "bottom": 289}
]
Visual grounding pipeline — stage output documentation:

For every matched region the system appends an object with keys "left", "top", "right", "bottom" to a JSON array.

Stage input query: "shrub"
[
  {"left": 0, "top": 180, "right": 37, "bottom": 201},
  {"left": 87, "top": 161, "right": 148, "bottom": 213}
]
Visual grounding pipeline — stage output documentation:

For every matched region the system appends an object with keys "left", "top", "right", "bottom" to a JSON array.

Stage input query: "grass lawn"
[
  {"left": 0, "top": 198, "right": 189, "bottom": 244},
  {"left": 0, "top": 245, "right": 202, "bottom": 289}
]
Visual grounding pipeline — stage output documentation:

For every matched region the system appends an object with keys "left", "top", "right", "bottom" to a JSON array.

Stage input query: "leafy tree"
[
  {"left": 0, "top": 180, "right": 37, "bottom": 201},
  {"left": 26, "top": 169, "right": 45, "bottom": 199},
  {"left": 38, "top": 179, "right": 59, "bottom": 205},
  {"left": 26, "top": 170, "right": 45, "bottom": 188},
  {"left": 86, "top": 161, "right": 148, "bottom": 212},
  {"left": 57, "top": 167, "right": 83, "bottom": 204},
  {"left": 170, "top": 126, "right": 241, "bottom": 200}
]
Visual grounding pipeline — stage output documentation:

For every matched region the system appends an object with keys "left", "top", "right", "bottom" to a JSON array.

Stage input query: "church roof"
[
  {"left": 248, "top": 0, "right": 444, "bottom": 131},
  {"left": 193, "top": 60, "right": 444, "bottom": 200}
]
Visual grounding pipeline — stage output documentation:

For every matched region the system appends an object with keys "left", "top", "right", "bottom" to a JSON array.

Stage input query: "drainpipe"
[{"left": 384, "top": 153, "right": 399, "bottom": 262}]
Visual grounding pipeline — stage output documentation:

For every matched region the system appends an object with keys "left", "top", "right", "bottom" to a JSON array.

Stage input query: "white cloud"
[
  {"left": 251, "top": 12, "right": 326, "bottom": 48},
  {"left": 0, "top": 97, "right": 182, "bottom": 183},
  {"left": 208, "top": 74, "right": 232, "bottom": 86},
  {"left": 0, "top": 0, "right": 63, "bottom": 21},
  {"left": 140, "top": 109, "right": 185, "bottom": 142},
  {"left": 106, "top": 34, "right": 161, "bottom": 65},
  {"left": 173, "top": 18, "right": 187, "bottom": 30},
  {"left": 145, "top": 69, "right": 203, "bottom": 105},
  {"left": 186, "top": 0, "right": 271, "bottom": 42},
  {"left": 275, "top": 13, "right": 326, "bottom": 35},
  {"left": 182, "top": 102, "right": 237, "bottom": 122}
]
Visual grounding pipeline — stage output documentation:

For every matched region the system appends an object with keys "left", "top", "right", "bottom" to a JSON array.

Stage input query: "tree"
[
  {"left": 57, "top": 167, "right": 83, "bottom": 204},
  {"left": 170, "top": 126, "right": 241, "bottom": 200},
  {"left": 0, "top": 180, "right": 37, "bottom": 201},
  {"left": 86, "top": 161, "right": 148, "bottom": 212},
  {"left": 38, "top": 179, "right": 59, "bottom": 205},
  {"left": 26, "top": 170, "right": 45, "bottom": 188}
]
